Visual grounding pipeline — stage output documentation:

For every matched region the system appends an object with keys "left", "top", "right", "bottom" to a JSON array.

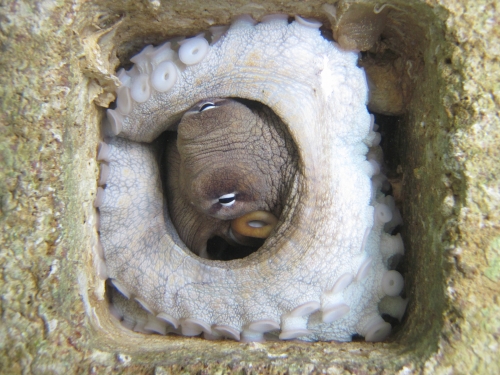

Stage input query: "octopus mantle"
[{"left": 95, "top": 15, "right": 407, "bottom": 342}]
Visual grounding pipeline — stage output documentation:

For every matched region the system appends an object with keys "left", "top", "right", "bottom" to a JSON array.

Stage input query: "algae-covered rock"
[{"left": 0, "top": 0, "right": 498, "bottom": 373}]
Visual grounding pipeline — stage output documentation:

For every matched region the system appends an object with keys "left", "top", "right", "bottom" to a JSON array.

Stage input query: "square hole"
[{"left": 66, "top": 0, "right": 461, "bottom": 371}]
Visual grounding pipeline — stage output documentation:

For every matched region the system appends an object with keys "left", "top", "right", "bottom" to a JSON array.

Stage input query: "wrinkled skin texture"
[{"left": 163, "top": 98, "right": 297, "bottom": 258}]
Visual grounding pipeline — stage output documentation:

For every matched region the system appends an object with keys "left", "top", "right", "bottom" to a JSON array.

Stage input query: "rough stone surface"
[{"left": 0, "top": 0, "right": 498, "bottom": 373}]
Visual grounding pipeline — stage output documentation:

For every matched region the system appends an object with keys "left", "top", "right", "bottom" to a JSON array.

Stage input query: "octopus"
[{"left": 94, "top": 14, "right": 407, "bottom": 342}]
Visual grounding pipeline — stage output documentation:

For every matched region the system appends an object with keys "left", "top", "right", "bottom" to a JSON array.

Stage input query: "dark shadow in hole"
[
  {"left": 351, "top": 333, "right": 364, "bottom": 342},
  {"left": 382, "top": 313, "right": 401, "bottom": 328},
  {"left": 206, "top": 236, "right": 264, "bottom": 261},
  {"left": 375, "top": 113, "right": 403, "bottom": 180}
]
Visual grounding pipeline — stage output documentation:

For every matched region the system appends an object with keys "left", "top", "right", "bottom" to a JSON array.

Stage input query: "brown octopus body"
[{"left": 162, "top": 98, "right": 297, "bottom": 259}]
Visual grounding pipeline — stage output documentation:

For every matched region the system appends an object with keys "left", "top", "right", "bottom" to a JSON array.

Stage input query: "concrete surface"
[{"left": 0, "top": 0, "right": 498, "bottom": 373}]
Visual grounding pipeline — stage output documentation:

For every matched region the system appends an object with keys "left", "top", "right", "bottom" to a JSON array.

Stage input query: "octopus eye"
[
  {"left": 199, "top": 102, "right": 216, "bottom": 112},
  {"left": 218, "top": 193, "right": 236, "bottom": 206}
]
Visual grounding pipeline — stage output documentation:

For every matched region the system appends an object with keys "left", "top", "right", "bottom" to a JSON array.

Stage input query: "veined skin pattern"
[{"left": 96, "top": 15, "right": 407, "bottom": 342}]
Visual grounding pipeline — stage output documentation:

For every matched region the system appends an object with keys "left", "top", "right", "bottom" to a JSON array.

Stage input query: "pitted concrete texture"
[{"left": 0, "top": 0, "right": 498, "bottom": 373}]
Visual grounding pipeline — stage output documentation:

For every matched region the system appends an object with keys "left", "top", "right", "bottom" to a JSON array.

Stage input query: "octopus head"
[
  {"left": 177, "top": 99, "right": 270, "bottom": 221},
  {"left": 165, "top": 98, "right": 291, "bottom": 255}
]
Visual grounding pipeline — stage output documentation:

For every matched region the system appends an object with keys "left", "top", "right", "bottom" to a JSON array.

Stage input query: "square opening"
[{"left": 62, "top": 0, "right": 461, "bottom": 371}]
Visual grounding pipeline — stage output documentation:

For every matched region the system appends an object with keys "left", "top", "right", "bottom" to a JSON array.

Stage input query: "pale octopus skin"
[
  {"left": 96, "top": 15, "right": 408, "bottom": 342},
  {"left": 164, "top": 98, "right": 297, "bottom": 259}
]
